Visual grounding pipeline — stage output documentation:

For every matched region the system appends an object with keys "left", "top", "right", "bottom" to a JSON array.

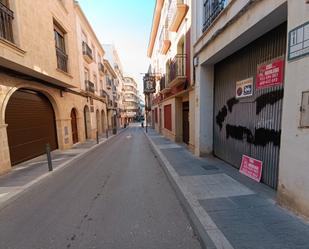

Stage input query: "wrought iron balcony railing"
[
  {"left": 169, "top": 54, "right": 186, "bottom": 83},
  {"left": 160, "top": 74, "right": 166, "bottom": 91},
  {"left": 56, "top": 47, "right": 68, "bottom": 72},
  {"left": 0, "top": 2, "right": 14, "bottom": 43},
  {"left": 202, "top": 0, "right": 226, "bottom": 32},
  {"left": 82, "top": 41, "right": 93, "bottom": 60},
  {"left": 85, "top": 80, "right": 95, "bottom": 94}
]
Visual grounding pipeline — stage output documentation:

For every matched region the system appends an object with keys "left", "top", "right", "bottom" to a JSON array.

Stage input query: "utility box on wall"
[{"left": 300, "top": 91, "right": 309, "bottom": 127}]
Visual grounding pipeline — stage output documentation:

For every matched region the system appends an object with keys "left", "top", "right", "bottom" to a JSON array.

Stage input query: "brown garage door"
[{"left": 5, "top": 89, "right": 58, "bottom": 165}]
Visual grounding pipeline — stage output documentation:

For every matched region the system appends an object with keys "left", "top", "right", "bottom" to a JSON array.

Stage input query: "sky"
[{"left": 78, "top": 0, "right": 155, "bottom": 94}]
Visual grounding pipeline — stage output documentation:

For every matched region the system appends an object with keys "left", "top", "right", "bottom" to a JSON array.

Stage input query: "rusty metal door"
[
  {"left": 213, "top": 23, "right": 287, "bottom": 189},
  {"left": 5, "top": 89, "right": 58, "bottom": 165}
]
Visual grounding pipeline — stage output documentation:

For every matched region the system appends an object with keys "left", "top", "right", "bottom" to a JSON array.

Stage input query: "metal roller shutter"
[
  {"left": 5, "top": 89, "right": 58, "bottom": 165},
  {"left": 213, "top": 23, "right": 287, "bottom": 189}
]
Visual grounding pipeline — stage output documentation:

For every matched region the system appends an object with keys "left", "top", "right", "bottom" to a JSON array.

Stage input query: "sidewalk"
[
  {"left": 145, "top": 128, "right": 309, "bottom": 249},
  {"left": 0, "top": 129, "right": 123, "bottom": 209}
]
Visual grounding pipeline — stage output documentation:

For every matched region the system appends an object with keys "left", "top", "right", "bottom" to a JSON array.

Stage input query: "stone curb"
[
  {"left": 144, "top": 131, "right": 235, "bottom": 249},
  {"left": 0, "top": 128, "right": 128, "bottom": 211}
]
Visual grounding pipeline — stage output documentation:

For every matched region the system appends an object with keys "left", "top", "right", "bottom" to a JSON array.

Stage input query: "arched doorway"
[
  {"left": 5, "top": 89, "right": 58, "bottom": 165},
  {"left": 101, "top": 110, "right": 106, "bottom": 132},
  {"left": 71, "top": 108, "right": 78, "bottom": 144},
  {"left": 84, "top": 106, "right": 91, "bottom": 139}
]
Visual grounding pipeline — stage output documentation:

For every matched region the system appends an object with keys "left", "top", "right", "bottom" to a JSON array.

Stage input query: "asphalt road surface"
[{"left": 0, "top": 125, "right": 201, "bottom": 249}]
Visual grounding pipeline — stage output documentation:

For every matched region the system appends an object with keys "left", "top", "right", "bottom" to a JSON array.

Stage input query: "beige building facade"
[
  {"left": 103, "top": 44, "right": 126, "bottom": 128},
  {"left": 148, "top": 0, "right": 195, "bottom": 150},
  {"left": 123, "top": 77, "right": 139, "bottom": 122},
  {"left": 192, "top": 0, "right": 309, "bottom": 217},
  {"left": 0, "top": 0, "right": 122, "bottom": 174}
]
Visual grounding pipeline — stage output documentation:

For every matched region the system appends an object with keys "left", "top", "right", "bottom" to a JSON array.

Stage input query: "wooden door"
[
  {"left": 182, "top": 101, "right": 189, "bottom": 144},
  {"left": 71, "top": 109, "right": 78, "bottom": 144}
]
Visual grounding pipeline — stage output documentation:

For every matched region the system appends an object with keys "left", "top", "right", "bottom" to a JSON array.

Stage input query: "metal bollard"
[
  {"left": 106, "top": 129, "right": 109, "bottom": 139},
  {"left": 46, "top": 143, "right": 53, "bottom": 172},
  {"left": 96, "top": 131, "right": 99, "bottom": 144}
]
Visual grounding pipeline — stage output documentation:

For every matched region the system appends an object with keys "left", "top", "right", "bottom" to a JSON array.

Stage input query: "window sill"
[
  {"left": 56, "top": 68, "right": 73, "bottom": 78},
  {"left": 0, "top": 38, "right": 26, "bottom": 56}
]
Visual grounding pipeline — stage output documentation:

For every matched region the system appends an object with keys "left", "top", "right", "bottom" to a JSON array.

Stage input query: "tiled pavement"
[
  {"left": 0, "top": 131, "right": 119, "bottom": 207},
  {"left": 146, "top": 129, "right": 309, "bottom": 249}
]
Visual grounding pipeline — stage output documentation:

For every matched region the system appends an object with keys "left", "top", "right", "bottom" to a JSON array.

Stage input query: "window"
[
  {"left": 202, "top": 0, "right": 226, "bottom": 32},
  {"left": 93, "top": 74, "right": 97, "bottom": 90},
  {"left": 0, "top": 0, "right": 14, "bottom": 43},
  {"left": 54, "top": 24, "right": 68, "bottom": 72},
  {"left": 0, "top": 0, "right": 9, "bottom": 6},
  {"left": 84, "top": 68, "right": 89, "bottom": 81}
]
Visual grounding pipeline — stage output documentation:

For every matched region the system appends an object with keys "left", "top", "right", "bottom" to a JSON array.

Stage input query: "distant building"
[{"left": 123, "top": 77, "right": 139, "bottom": 123}]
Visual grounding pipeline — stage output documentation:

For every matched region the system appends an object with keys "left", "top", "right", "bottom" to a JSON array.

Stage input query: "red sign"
[
  {"left": 239, "top": 155, "right": 263, "bottom": 182},
  {"left": 256, "top": 59, "right": 284, "bottom": 89}
]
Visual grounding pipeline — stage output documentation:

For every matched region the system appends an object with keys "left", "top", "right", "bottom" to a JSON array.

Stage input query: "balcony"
[
  {"left": 125, "top": 105, "right": 138, "bottom": 111},
  {"left": 56, "top": 47, "right": 68, "bottom": 72},
  {"left": 98, "top": 62, "right": 104, "bottom": 75},
  {"left": 169, "top": 0, "right": 189, "bottom": 32},
  {"left": 168, "top": 54, "right": 186, "bottom": 88},
  {"left": 82, "top": 41, "right": 93, "bottom": 63},
  {"left": 203, "top": 0, "right": 226, "bottom": 32},
  {"left": 159, "top": 26, "right": 171, "bottom": 54},
  {"left": 107, "top": 100, "right": 114, "bottom": 109},
  {"left": 85, "top": 80, "right": 95, "bottom": 94},
  {"left": 100, "top": 89, "right": 108, "bottom": 101},
  {"left": 106, "top": 77, "right": 113, "bottom": 90},
  {"left": 0, "top": 2, "right": 14, "bottom": 43},
  {"left": 159, "top": 74, "right": 171, "bottom": 94},
  {"left": 124, "top": 96, "right": 137, "bottom": 102}
]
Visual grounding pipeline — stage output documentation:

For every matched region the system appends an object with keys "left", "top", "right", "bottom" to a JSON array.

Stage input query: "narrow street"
[{"left": 0, "top": 125, "right": 201, "bottom": 249}]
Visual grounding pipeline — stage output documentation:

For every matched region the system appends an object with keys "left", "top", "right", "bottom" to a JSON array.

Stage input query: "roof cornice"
[{"left": 147, "top": 0, "right": 164, "bottom": 58}]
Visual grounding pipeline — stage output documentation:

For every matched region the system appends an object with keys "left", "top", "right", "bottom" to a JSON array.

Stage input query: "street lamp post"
[{"left": 143, "top": 73, "right": 156, "bottom": 133}]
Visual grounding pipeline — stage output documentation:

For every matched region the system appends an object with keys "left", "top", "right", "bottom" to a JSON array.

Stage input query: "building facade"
[
  {"left": 75, "top": 2, "right": 108, "bottom": 139},
  {"left": 103, "top": 44, "right": 126, "bottom": 128},
  {"left": 123, "top": 77, "right": 139, "bottom": 122},
  {"left": 148, "top": 0, "right": 194, "bottom": 149},
  {"left": 103, "top": 58, "right": 118, "bottom": 130},
  {"left": 0, "top": 0, "right": 123, "bottom": 174},
  {"left": 192, "top": 0, "right": 309, "bottom": 217}
]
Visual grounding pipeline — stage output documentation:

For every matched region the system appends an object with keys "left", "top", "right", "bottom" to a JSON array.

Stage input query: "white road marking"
[{"left": 126, "top": 134, "right": 132, "bottom": 139}]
